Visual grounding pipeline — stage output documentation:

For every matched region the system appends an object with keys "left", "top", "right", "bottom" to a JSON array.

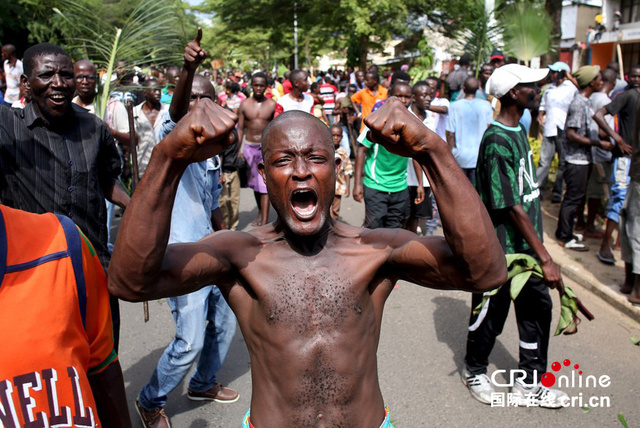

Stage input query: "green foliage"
[
  {"left": 619, "top": 414, "right": 630, "bottom": 428},
  {"left": 452, "top": 0, "right": 502, "bottom": 77},
  {"left": 473, "top": 254, "right": 589, "bottom": 336},
  {"left": 409, "top": 38, "right": 435, "bottom": 81},
  {"left": 51, "top": 0, "right": 186, "bottom": 117},
  {"left": 200, "top": 0, "right": 426, "bottom": 71},
  {"left": 502, "top": 2, "right": 553, "bottom": 63}
]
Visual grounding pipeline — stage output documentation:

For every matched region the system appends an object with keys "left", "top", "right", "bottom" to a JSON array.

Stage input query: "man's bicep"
[
  {"left": 388, "top": 235, "right": 459, "bottom": 289},
  {"left": 156, "top": 239, "right": 233, "bottom": 298}
]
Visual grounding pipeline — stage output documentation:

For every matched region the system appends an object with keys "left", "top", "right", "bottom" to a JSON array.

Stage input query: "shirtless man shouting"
[
  {"left": 238, "top": 72, "right": 276, "bottom": 226},
  {"left": 109, "top": 98, "right": 506, "bottom": 427}
]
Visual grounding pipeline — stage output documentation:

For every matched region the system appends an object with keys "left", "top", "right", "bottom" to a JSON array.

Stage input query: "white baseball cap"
[{"left": 485, "top": 64, "right": 549, "bottom": 99}]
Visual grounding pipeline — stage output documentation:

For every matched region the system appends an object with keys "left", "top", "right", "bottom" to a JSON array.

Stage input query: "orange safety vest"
[{"left": 0, "top": 205, "right": 115, "bottom": 427}]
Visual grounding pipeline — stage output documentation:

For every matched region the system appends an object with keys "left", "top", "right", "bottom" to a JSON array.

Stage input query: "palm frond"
[
  {"left": 54, "top": 0, "right": 184, "bottom": 117},
  {"left": 501, "top": 2, "right": 553, "bottom": 63}
]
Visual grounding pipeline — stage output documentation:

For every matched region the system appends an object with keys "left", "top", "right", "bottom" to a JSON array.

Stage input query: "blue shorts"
[{"left": 242, "top": 407, "right": 395, "bottom": 427}]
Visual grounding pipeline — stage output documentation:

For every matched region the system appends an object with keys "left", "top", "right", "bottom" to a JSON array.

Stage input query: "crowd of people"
[{"left": 0, "top": 27, "right": 639, "bottom": 428}]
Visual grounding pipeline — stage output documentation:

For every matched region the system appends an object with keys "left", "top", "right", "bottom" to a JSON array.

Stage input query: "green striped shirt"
[{"left": 475, "top": 121, "right": 542, "bottom": 254}]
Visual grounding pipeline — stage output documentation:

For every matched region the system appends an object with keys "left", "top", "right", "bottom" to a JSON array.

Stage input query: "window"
[{"left": 621, "top": 0, "right": 640, "bottom": 23}]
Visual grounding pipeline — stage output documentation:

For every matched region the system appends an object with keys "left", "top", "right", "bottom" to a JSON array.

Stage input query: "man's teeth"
[{"left": 51, "top": 95, "right": 66, "bottom": 100}]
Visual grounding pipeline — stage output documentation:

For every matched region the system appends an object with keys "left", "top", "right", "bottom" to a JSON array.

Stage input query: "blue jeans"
[{"left": 138, "top": 285, "right": 236, "bottom": 410}]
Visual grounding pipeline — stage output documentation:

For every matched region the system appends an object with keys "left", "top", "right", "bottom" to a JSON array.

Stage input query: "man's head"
[
  {"left": 389, "top": 81, "right": 412, "bottom": 108},
  {"left": 259, "top": 111, "right": 337, "bottom": 236},
  {"left": 573, "top": 65, "right": 602, "bottom": 91},
  {"left": 348, "top": 84, "right": 358, "bottom": 95},
  {"left": 251, "top": 72, "right": 268, "bottom": 99},
  {"left": 627, "top": 65, "right": 640, "bottom": 88},
  {"left": 463, "top": 77, "right": 480, "bottom": 96},
  {"left": 166, "top": 66, "right": 180, "bottom": 85},
  {"left": 412, "top": 81, "right": 433, "bottom": 111},
  {"left": 143, "top": 78, "right": 162, "bottom": 105},
  {"left": 330, "top": 123, "right": 343, "bottom": 148},
  {"left": 547, "top": 61, "right": 570, "bottom": 85},
  {"left": 21, "top": 43, "right": 76, "bottom": 122},
  {"left": 486, "top": 64, "right": 548, "bottom": 110},
  {"left": 364, "top": 72, "right": 379, "bottom": 90},
  {"left": 606, "top": 60, "right": 620, "bottom": 76},
  {"left": 1, "top": 44, "right": 16, "bottom": 61},
  {"left": 73, "top": 59, "right": 97, "bottom": 101},
  {"left": 355, "top": 70, "right": 365, "bottom": 85},
  {"left": 489, "top": 50, "right": 505, "bottom": 68},
  {"left": 290, "top": 69, "right": 309, "bottom": 93},
  {"left": 601, "top": 67, "right": 617, "bottom": 92},
  {"left": 189, "top": 75, "right": 215, "bottom": 111},
  {"left": 115, "top": 60, "right": 127, "bottom": 79},
  {"left": 459, "top": 54, "right": 471, "bottom": 68},
  {"left": 479, "top": 64, "right": 494, "bottom": 86},
  {"left": 391, "top": 71, "right": 411, "bottom": 86},
  {"left": 425, "top": 77, "right": 440, "bottom": 95}
]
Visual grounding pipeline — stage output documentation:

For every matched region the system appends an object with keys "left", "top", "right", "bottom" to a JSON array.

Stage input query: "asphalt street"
[{"left": 117, "top": 188, "right": 640, "bottom": 427}]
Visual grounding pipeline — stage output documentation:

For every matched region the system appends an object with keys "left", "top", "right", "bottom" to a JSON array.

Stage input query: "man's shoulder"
[{"left": 481, "top": 124, "right": 518, "bottom": 150}]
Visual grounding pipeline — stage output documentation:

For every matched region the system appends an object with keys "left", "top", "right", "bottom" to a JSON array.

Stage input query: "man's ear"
[
  {"left": 334, "top": 155, "right": 341, "bottom": 173},
  {"left": 21, "top": 74, "right": 30, "bottom": 91},
  {"left": 258, "top": 162, "right": 266, "bottom": 184}
]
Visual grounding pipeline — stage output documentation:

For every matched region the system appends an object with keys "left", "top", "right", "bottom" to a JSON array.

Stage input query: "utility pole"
[{"left": 294, "top": 1, "right": 299, "bottom": 69}]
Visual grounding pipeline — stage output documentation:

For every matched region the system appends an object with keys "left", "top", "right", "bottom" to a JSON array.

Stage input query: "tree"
[
  {"left": 52, "top": 0, "right": 192, "bottom": 116},
  {"left": 200, "top": 0, "right": 423, "bottom": 71}
]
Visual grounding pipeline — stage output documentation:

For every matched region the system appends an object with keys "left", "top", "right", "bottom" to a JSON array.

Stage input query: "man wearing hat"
[
  {"left": 489, "top": 50, "right": 505, "bottom": 68},
  {"left": 555, "top": 66, "right": 614, "bottom": 251},
  {"left": 536, "top": 61, "right": 578, "bottom": 203},
  {"left": 461, "top": 64, "right": 568, "bottom": 408}
]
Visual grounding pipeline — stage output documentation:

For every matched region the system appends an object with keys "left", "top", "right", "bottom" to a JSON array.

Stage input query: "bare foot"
[{"left": 250, "top": 219, "right": 263, "bottom": 227}]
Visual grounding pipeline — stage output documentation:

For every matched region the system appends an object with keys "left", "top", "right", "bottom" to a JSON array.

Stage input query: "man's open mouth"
[
  {"left": 49, "top": 94, "right": 68, "bottom": 106},
  {"left": 291, "top": 189, "right": 318, "bottom": 219}
]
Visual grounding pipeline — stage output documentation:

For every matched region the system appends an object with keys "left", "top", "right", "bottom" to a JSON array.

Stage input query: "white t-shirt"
[
  {"left": 3, "top": 59, "right": 23, "bottom": 104},
  {"left": 430, "top": 97, "right": 449, "bottom": 141},
  {"left": 276, "top": 93, "right": 314, "bottom": 114}
]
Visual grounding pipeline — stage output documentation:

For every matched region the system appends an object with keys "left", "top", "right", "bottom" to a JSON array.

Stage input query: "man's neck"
[
  {"left": 410, "top": 103, "right": 426, "bottom": 120},
  {"left": 77, "top": 95, "right": 95, "bottom": 107},
  {"left": 496, "top": 104, "right": 522, "bottom": 128},
  {"left": 275, "top": 218, "right": 332, "bottom": 256},
  {"left": 6, "top": 57, "right": 17, "bottom": 67},
  {"left": 143, "top": 100, "right": 161, "bottom": 111},
  {"left": 464, "top": 92, "right": 475, "bottom": 100},
  {"left": 290, "top": 89, "right": 304, "bottom": 102},
  {"left": 580, "top": 87, "right": 594, "bottom": 98}
]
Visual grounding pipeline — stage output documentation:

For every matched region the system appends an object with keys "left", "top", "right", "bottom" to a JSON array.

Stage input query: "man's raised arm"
[
  {"left": 108, "top": 99, "right": 237, "bottom": 301},
  {"left": 364, "top": 98, "right": 506, "bottom": 292}
]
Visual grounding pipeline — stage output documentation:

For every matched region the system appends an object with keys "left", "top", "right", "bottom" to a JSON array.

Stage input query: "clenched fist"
[
  {"left": 160, "top": 98, "right": 238, "bottom": 164},
  {"left": 364, "top": 97, "right": 440, "bottom": 159}
]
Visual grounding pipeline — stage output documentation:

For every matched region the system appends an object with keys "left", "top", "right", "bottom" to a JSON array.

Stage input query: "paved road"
[{"left": 117, "top": 188, "right": 640, "bottom": 427}]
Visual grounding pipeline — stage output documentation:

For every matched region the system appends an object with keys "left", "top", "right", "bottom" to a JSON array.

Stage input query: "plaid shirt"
[{"left": 335, "top": 147, "right": 353, "bottom": 196}]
